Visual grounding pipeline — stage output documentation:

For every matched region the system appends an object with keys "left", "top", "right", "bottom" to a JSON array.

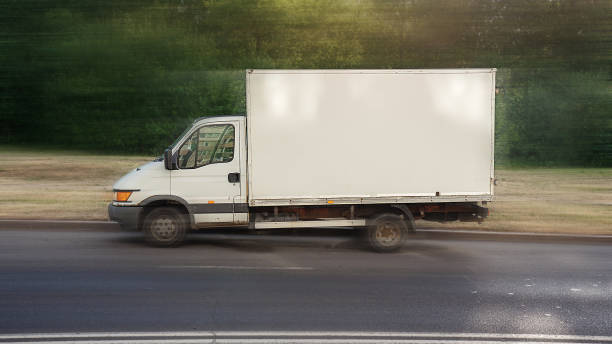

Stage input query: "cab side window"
[
  {"left": 211, "top": 125, "right": 235, "bottom": 163},
  {"left": 177, "top": 124, "right": 235, "bottom": 169}
]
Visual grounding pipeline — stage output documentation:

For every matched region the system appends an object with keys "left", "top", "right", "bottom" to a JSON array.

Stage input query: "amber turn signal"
[{"left": 114, "top": 191, "right": 133, "bottom": 202}]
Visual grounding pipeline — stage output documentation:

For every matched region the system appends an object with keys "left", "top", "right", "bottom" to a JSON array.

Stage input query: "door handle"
[{"left": 228, "top": 172, "right": 240, "bottom": 183}]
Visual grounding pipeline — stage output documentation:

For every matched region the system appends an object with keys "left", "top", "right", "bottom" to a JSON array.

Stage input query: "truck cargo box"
[{"left": 246, "top": 69, "right": 495, "bottom": 206}]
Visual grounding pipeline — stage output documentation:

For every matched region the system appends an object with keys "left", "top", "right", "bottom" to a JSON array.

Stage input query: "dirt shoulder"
[
  {"left": 0, "top": 147, "right": 151, "bottom": 221},
  {"left": 421, "top": 168, "right": 612, "bottom": 234},
  {"left": 1, "top": 147, "right": 610, "bottom": 234}
]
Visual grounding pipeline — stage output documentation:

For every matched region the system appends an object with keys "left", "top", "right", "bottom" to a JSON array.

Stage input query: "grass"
[
  {"left": 1, "top": 147, "right": 610, "bottom": 234},
  {"left": 0, "top": 147, "right": 151, "bottom": 220},
  {"left": 421, "top": 168, "right": 612, "bottom": 234}
]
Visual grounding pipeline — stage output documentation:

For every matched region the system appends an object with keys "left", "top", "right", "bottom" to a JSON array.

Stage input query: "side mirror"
[{"left": 163, "top": 148, "right": 177, "bottom": 170}]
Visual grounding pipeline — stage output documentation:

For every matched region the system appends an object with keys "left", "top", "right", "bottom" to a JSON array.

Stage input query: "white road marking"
[
  {"left": 1, "top": 331, "right": 612, "bottom": 343},
  {"left": 1, "top": 341, "right": 211, "bottom": 344},
  {"left": 0, "top": 340, "right": 604, "bottom": 344},
  {"left": 214, "top": 341, "right": 605, "bottom": 344},
  {"left": 158, "top": 265, "right": 314, "bottom": 271}
]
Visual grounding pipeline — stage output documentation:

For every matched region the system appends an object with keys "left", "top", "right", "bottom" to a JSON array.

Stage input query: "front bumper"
[{"left": 108, "top": 204, "right": 143, "bottom": 231}]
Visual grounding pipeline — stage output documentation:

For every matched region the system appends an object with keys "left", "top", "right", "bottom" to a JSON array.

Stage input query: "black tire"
[
  {"left": 366, "top": 214, "right": 408, "bottom": 252},
  {"left": 143, "top": 207, "right": 187, "bottom": 247}
]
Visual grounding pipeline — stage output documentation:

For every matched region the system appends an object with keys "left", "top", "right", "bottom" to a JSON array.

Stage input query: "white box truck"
[{"left": 109, "top": 69, "right": 495, "bottom": 251}]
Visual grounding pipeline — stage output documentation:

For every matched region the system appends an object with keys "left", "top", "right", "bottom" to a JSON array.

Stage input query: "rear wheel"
[
  {"left": 143, "top": 207, "right": 187, "bottom": 247},
  {"left": 366, "top": 214, "right": 408, "bottom": 252}
]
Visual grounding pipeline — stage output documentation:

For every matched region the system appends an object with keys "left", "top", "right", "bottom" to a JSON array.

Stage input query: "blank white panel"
[{"left": 246, "top": 70, "right": 495, "bottom": 204}]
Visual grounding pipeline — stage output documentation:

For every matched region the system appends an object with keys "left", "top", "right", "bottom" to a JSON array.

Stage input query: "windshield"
[
  {"left": 168, "top": 124, "right": 194, "bottom": 151},
  {"left": 153, "top": 124, "right": 194, "bottom": 161}
]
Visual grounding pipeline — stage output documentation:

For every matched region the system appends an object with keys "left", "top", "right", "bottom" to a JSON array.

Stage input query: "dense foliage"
[{"left": 1, "top": 0, "right": 610, "bottom": 165}]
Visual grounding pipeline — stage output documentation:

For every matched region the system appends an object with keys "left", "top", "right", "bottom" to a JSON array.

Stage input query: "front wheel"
[
  {"left": 366, "top": 214, "right": 408, "bottom": 252},
  {"left": 143, "top": 207, "right": 187, "bottom": 247}
]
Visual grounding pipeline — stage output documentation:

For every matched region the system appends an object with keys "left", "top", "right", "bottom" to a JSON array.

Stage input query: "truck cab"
[{"left": 109, "top": 116, "right": 248, "bottom": 245}]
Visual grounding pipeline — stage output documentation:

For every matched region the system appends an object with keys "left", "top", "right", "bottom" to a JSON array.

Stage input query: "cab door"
[{"left": 171, "top": 120, "right": 241, "bottom": 225}]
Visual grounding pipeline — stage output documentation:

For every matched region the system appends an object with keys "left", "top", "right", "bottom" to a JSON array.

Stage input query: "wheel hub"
[
  {"left": 375, "top": 222, "right": 401, "bottom": 246},
  {"left": 151, "top": 216, "right": 177, "bottom": 241}
]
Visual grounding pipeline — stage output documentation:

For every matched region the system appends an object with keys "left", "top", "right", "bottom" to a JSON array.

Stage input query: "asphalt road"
[{"left": 0, "top": 228, "right": 610, "bottom": 340}]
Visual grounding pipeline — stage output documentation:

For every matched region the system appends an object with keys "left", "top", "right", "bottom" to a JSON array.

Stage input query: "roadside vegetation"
[
  {"left": 2, "top": 1, "right": 610, "bottom": 166},
  {"left": 1, "top": 148, "right": 610, "bottom": 234}
]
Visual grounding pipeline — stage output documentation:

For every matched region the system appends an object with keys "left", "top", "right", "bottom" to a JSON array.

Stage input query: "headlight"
[{"left": 113, "top": 191, "right": 133, "bottom": 202}]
